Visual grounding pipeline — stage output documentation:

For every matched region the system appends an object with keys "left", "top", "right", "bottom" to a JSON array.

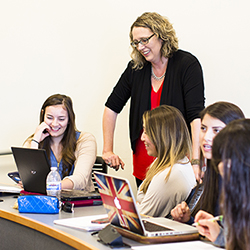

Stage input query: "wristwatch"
[{"left": 191, "top": 159, "right": 200, "bottom": 165}]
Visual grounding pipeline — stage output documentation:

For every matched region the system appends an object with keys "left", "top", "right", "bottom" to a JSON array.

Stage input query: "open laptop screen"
[
  {"left": 94, "top": 171, "right": 144, "bottom": 235},
  {"left": 11, "top": 147, "right": 51, "bottom": 194}
]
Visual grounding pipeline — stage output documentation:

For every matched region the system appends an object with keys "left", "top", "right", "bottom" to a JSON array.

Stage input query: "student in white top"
[{"left": 137, "top": 105, "right": 196, "bottom": 217}]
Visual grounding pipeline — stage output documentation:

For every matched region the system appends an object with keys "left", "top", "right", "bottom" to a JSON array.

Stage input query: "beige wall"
[{"left": 1, "top": 0, "right": 250, "bottom": 195}]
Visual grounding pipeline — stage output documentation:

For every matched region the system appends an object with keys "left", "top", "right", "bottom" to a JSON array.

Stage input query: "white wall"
[{"left": 1, "top": 0, "right": 250, "bottom": 195}]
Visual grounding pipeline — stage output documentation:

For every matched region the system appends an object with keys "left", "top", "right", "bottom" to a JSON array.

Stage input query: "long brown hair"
[
  {"left": 197, "top": 102, "right": 245, "bottom": 215},
  {"left": 212, "top": 119, "right": 250, "bottom": 250},
  {"left": 39, "top": 94, "right": 77, "bottom": 177},
  {"left": 140, "top": 105, "right": 192, "bottom": 193}
]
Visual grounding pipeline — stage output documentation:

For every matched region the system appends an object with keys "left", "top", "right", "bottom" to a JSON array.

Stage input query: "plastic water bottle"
[{"left": 46, "top": 167, "right": 61, "bottom": 200}]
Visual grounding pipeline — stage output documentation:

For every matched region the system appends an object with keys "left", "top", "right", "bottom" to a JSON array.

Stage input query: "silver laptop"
[{"left": 94, "top": 171, "right": 198, "bottom": 237}]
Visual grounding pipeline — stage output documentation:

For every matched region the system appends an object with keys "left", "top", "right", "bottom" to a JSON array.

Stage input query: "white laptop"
[{"left": 93, "top": 171, "right": 198, "bottom": 237}]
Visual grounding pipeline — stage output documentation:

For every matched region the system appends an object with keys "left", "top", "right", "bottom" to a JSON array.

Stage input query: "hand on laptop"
[
  {"left": 17, "top": 180, "right": 23, "bottom": 189},
  {"left": 102, "top": 151, "right": 125, "bottom": 171},
  {"left": 171, "top": 201, "right": 191, "bottom": 223}
]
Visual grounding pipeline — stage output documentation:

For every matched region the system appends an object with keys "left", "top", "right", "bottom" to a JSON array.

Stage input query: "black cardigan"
[{"left": 105, "top": 50, "right": 205, "bottom": 152}]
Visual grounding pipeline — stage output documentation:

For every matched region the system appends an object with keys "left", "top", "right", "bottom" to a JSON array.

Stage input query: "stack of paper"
[
  {"left": 54, "top": 214, "right": 109, "bottom": 232},
  {"left": 0, "top": 185, "right": 21, "bottom": 193}
]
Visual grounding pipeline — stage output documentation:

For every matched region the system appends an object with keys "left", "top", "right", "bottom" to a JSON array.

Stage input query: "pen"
[{"left": 192, "top": 215, "right": 223, "bottom": 227}]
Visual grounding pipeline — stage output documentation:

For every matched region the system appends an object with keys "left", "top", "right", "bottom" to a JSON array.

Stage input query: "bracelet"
[
  {"left": 31, "top": 139, "right": 40, "bottom": 144},
  {"left": 191, "top": 159, "right": 200, "bottom": 165}
]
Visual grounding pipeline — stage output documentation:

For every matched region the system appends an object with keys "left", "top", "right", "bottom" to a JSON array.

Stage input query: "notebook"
[
  {"left": 94, "top": 171, "right": 198, "bottom": 237},
  {"left": 54, "top": 214, "right": 109, "bottom": 232},
  {"left": 11, "top": 147, "right": 101, "bottom": 204}
]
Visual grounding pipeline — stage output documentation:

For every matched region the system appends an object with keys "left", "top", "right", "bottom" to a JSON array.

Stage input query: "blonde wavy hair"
[
  {"left": 129, "top": 12, "right": 179, "bottom": 70},
  {"left": 140, "top": 105, "right": 192, "bottom": 193}
]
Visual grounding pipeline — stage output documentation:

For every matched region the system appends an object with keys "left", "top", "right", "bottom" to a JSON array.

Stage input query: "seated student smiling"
[
  {"left": 136, "top": 105, "right": 196, "bottom": 217},
  {"left": 23, "top": 94, "right": 97, "bottom": 191}
]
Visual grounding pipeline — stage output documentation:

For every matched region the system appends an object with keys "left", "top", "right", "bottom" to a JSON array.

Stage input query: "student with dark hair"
[
  {"left": 23, "top": 94, "right": 97, "bottom": 191},
  {"left": 195, "top": 118, "right": 250, "bottom": 250},
  {"left": 171, "top": 102, "right": 244, "bottom": 223}
]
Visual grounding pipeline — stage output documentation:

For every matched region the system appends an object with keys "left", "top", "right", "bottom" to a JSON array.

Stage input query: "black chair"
[
  {"left": 186, "top": 182, "right": 204, "bottom": 214},
  {"left": 92, "top": 156, "right": 108, "bottom": 191},
  {"left": 165, "top": 181, "right": 204, "bottom": 219},
  {"left": 0, "top": 151, "right": 12, "bottom": 156}
]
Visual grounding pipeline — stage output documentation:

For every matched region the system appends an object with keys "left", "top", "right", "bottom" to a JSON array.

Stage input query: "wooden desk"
[
  {"left": 0, "top": 194, "right": 110, "bottom": 250},
  {"left": 0, "top": 194, "right": 220, "bottom": 250}
]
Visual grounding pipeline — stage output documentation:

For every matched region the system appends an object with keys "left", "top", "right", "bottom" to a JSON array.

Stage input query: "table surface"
[{"left": 0, "top": 193, "right": 221, "bottom": 250}]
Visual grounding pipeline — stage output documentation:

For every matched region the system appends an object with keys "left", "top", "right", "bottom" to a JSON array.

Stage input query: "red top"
[{"left": 133, "top": 82, "right": 163, "bottom": 180}]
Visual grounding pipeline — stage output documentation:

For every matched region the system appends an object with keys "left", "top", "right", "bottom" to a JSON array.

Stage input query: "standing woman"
[
  {"left": 136, "top": 105, "right": 196, "bottom": 217},
  {"left": 102, "top": 12, "right": 205, "bottom": 186},
  {"left": 23, "top": 94, "right": 97, "bottom": 191}
]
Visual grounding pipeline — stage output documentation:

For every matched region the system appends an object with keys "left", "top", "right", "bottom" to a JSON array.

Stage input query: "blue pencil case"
[{"left": 18, "top": 195, "right": 60, "bottom": 214}]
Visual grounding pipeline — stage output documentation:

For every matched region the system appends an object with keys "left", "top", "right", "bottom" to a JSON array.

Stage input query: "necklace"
[{"left": 151, "top": 66, "right": 166, "bottom": 81}]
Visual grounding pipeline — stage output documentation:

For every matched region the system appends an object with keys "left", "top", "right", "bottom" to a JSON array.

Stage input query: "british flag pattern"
[{"left": 94, "top": 173, "right": 144, "bottom": 235}]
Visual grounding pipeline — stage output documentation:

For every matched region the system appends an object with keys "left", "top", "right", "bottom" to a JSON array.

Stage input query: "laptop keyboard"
[{"left": 142, "top": 220, "right": 171, "bottom": 232}]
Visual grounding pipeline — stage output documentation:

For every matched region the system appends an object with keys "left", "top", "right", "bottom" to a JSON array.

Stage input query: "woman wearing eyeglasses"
[{"left": 102, "top": 12, "right": 205, "bottom": 187}]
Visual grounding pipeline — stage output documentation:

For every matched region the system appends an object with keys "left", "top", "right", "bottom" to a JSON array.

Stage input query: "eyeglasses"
[{"left": 130, "top": 33, "right": 155, "bottom": 48}]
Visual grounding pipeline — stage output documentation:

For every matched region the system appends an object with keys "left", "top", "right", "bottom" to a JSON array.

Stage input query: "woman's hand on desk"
[{"left": 171, "top": 201, "right": 191, "bottom": 223}]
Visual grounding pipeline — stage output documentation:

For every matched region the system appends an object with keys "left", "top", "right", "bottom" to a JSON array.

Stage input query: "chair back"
[{"left": 92, "top": 156, "right": 107, "bottom": 191}]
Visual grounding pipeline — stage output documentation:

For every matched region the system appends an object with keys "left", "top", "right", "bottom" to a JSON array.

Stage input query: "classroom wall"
[{"left": 1, "top": 0, "right": 250, "bottom": 195}]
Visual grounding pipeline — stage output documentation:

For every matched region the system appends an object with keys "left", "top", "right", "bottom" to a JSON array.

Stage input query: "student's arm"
[
  {"left": 63, "top": 132, "right": 97, "bottom": 190},
  {"left": 61, "top": 178, "right": 74, "bottom": 189}
]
